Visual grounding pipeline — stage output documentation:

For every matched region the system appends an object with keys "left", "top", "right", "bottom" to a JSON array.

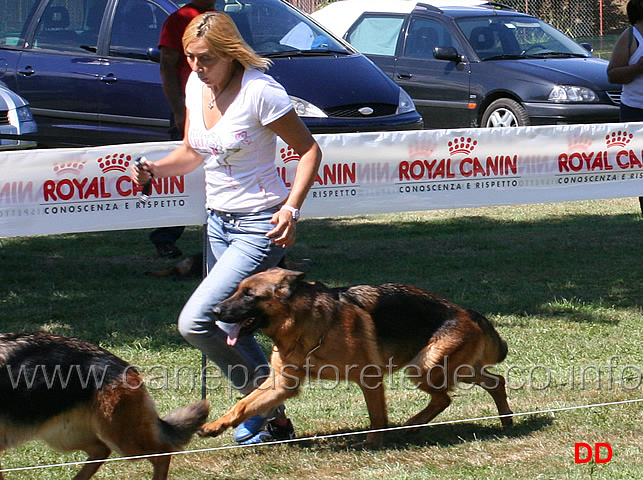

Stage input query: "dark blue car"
[
  {"left": 314, "top": 1, "right": 622, "bottom": 129},
  {"left": 0, "top": 0, "right": 422, "bottom": 146}
]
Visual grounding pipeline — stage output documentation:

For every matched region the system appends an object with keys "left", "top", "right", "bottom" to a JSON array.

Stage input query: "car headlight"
[
  {"left": 549, "top": 85, "right": 597, "bottom": 102},
  {"left": 397, "top": 88, "right": 416, "bottom": 114},
  {"left": 289, "top": 95, "right": 328, "bottom": 118},
  {"left": 8, "top": 105, "right": 34, "bottom": 128}
]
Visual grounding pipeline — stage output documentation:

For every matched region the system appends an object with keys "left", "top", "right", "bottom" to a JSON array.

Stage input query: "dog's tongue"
[{"left": 223, "top": 322, "right": 243, "bottom": 347}]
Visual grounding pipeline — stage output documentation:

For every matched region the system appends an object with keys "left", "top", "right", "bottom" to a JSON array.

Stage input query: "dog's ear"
[{"left": 274, "top": 270, "right": 306, "bottom": 300}]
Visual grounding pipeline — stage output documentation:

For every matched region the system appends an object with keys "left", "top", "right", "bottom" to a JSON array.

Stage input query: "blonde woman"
[{"left": 131, "top": 11, "right": 321, "bottom": 444}]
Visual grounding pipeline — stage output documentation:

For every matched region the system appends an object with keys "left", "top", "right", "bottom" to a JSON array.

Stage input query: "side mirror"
[
  {"left": 580, "top": 42, "right": 593, "bottom": 53},
  {"left": 433, "top": 46, "right": 463, "bottom": 63},
  {"left": 147, "top": 47, "right": 161, "bottom": 63}
]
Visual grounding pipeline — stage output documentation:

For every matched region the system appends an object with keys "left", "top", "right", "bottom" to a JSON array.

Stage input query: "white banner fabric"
[{"left": 1, "top": 123, "right": 642, "bottom": 238}]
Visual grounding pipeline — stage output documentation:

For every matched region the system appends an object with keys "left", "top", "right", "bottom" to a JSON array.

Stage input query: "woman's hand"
[
  {"left": 130, "top": 158, "right": 155, "bottom": 186},
  {"left": 266, "top": 207, "right": 297, "bottom": 248}
]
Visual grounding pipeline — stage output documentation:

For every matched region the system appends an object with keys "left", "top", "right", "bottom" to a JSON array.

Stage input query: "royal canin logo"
[
  {"left": 400, "top": 136, "right": 517, "bottom": 181},
  {"left": 605, "top": 130, "right": 633, "bottom": 148},
  {"left": 53, "top": 161, "right": 88, "bottom": 177},
  {"left": 41, "top": 152, "right": 185, "bottom": 202},
  {"left": 558, "top": 129, "right": 643, "bottom": 172},
  {"left": 279, "top": 146, "right": 300, "bottom": 163},
  {"left": 97, "top": 153, "right": 133, "bottom": 173},
  {"left": 277, "top": 144, "right": 357, "bottom": 188},
  {"left": 448, "top": 136, "right": 478, "bottom": 156}
]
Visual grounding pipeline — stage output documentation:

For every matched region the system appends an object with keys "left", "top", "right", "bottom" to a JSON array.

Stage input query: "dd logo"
[{"left": 575, "top": 443, "right": 613, "bottom": 464}]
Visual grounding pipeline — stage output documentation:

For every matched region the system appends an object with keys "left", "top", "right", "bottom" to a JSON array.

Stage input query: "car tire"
[{"left": 481, "top": 98, "right": 529, "bottom": 128}]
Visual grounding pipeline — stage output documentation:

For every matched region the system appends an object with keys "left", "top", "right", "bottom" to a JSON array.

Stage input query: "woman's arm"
[
  {"left": 130, "top": 114, "right": 204, "bottom": 185},
  {"left": 265, "top": 109, "right": 322, "bottom": 247},
  {"left": 607, "top": 29, "right": 643, "bottom": 84}
]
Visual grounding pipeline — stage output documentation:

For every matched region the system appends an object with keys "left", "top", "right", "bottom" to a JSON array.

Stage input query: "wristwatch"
[{"left": 281, "top": 204, "right": 300, "bottom": 221}]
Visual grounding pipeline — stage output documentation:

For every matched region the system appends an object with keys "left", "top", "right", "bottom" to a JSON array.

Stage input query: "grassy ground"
[{"left": 1, "top": 197, "right": 641, "bottom": 479}]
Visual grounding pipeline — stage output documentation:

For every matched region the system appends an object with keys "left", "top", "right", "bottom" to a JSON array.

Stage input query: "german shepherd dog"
[
  {"left": 200, "top": 268, "right": 513, "bottom": 446},
  {"left": 0, "top": 333, "right": 209, "bottom": 479}
]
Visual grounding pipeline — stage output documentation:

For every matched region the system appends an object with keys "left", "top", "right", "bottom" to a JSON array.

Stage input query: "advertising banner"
[{"left": 1, "top": 123, "right": 642, "bottom": 238}]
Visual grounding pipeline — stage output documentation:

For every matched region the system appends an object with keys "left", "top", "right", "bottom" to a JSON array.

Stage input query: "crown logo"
[
  {"left": 53, "top": 160, "right": 87, "bottom": 176},
  {"left": 279, "top": 146, "right": 300, "bottom": 163},
  {"left": 97, "top": 153, "right": 132, "bottom": 173},
  {"left": 567, "top": 135, "right": 593, "bottom": 151},
  {"left": 408, "top": 139, "right": 437, "bottom": 160},
  {"left": 605, "top": 131, "right": 632, "bottom": 149},
  {"left": 448, "top": 136, "right": 477, "bottom": 156}
]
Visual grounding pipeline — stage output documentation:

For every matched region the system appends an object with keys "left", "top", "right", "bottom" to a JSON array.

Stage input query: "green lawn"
[{"left": 1, "top": 197, "right": 641, "bottom": 479}]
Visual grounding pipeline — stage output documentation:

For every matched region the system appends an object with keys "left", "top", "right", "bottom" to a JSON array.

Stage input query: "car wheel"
[{"left": 481, "top": 98, "right": 529, "bottom": 128}]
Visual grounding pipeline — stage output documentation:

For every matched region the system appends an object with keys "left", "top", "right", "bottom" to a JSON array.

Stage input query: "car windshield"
[
  {"left": 456, "top": 15, "right": 591, "bottom": 60},
  {"left": 214, "top": 0, "right": 351, "bottom": 56}
]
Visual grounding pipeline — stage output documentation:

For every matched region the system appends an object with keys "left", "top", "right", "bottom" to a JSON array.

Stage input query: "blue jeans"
[{"left": 178, "top": 207, "right": 286, "bottom": 395}]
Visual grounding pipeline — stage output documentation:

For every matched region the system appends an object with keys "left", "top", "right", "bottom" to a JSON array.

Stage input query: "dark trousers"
[{"left": 150, "top": 226, "right": 185, "bottom": 246}]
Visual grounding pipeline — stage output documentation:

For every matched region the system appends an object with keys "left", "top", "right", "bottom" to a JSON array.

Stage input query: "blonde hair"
[{"left": 183, "top": 12, "right": 272, "bottom": 71}]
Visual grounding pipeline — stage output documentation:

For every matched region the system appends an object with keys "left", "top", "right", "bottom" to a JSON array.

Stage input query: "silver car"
[{"left": 0, "top": 83, "right": 37, "bottom": 150}]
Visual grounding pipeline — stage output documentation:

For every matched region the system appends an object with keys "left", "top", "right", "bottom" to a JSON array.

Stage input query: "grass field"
[{"left": 1, "top": 197, "right": 641, "bottom": 479}]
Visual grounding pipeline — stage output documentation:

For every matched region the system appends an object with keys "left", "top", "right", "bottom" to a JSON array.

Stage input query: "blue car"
[{"left": 0, "top": 0, "right": 422, "bottom": 146}]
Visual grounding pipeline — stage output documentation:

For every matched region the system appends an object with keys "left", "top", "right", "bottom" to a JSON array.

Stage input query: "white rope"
[{"left": 1, "top": 397, "right": 641, "bottom": 475}]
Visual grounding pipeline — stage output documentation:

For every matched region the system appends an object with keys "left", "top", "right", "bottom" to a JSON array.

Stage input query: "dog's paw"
[{"left": 198, "top": 421, "right": 228, "bottom": 438}]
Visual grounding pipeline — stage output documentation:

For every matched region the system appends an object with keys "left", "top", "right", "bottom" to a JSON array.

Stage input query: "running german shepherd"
[
  {"left": 200, "top": 268, "right": 513, "bottom": 446},
  {"left": 0, "top": 333, "right": 209, "bottom": 479}
]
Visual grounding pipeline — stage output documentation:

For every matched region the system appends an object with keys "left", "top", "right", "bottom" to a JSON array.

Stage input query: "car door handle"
[
  {"left": 100, "top": 73, "right": 118, "bottom": 84},
  {"left": 18, "top": 66, "right": 35, "bottom": 76},
  {"left": 397, "top": 72, "right": 413, "bottom": 79}
]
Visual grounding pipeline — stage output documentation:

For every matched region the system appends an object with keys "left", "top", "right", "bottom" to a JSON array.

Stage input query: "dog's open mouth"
[{"left": 224, "top": 318, "right": 257, "bottom": 347}]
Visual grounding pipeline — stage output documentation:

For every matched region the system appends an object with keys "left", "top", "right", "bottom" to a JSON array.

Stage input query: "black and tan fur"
[
  {"left": 0, "top": 333, "right": 209, "bottom": 480},
  {"left": 200, "top": 268, "right": 513, "bottom": 446},
  {"left": 146, "top": 253, "right": 204, "bottom": 279}
]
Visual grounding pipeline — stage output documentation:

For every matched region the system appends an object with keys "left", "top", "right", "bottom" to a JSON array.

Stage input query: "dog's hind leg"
[
  {"left": 402, "top": 352, "right": 454, "bottom": 428},
  {"left": 403, "top": 391, "right": 452, "bottom": 428},
  {"left": 149, "top": 454, "right": 171, "bottom": 480},
  {"left": 72, "top": 442, "right": 111, "bottom": 480}
]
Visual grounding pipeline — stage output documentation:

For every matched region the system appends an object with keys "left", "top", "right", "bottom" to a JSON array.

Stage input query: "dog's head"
[{"left": 214, "top": 268, "right": 306, "bottom": 346}]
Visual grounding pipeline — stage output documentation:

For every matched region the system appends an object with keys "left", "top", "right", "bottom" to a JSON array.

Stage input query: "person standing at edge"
[
  {"left": 131, "top": 11, "right": 322, "bottom": 444},
  {"left": 160, "top": 0, "right": 217, "bottom": 140},
  {"left": 150, "top": 0, "right": 217, "bottom": 258},
  {"left": 607, "top": 0, "right": 643, "bottom": 214}
]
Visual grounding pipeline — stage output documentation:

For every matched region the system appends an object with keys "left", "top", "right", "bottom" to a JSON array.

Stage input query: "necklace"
[{"left": 206, "top": 63, "right": 238, "bottom": 110}]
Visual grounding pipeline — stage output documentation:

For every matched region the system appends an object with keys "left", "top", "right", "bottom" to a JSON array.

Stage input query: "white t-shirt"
[
  {"left": 185, "top": 68, "right": 293, "bottom": 212},
  {"left": 622, "top": 27, "right": 643, "bottom": 109}
]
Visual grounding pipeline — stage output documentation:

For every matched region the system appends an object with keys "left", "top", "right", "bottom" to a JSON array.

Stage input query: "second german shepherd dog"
[
  {"left": 200, "top": 268, "right": 513, "bottom": 446},
  {"left": 0, "top": 333, "right": 209, "bottom": 480}
]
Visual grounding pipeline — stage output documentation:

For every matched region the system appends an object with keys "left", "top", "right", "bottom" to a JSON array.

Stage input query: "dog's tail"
[
  {"left": 467, "top": 309, "right": 508, "bottom": 364},
  {"left": 158, "top": 399, "right": 209, "bottom": 447}
]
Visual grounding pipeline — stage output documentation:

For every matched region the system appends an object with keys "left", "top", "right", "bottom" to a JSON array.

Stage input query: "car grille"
[
  {"left": 0, "top": 110, "right": 9, "bottom": 125},
  {"left": 606, "top": 91, "right": 622, "bottom": 105},
  {"left": 324, "top": 103, "right": 398, "bottom": 118}
]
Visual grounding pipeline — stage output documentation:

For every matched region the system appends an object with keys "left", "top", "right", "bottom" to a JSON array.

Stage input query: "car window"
[
  {"left": 346, "top": 15, "right": 404, "bottom": 56},
  {"left": 110, "top": 0, "right": 168, "bottom": 59},
  {"left": 32, "top": 0, "right": 91, "bottom": 52},
  {"left": 457, "top": 16, "right": 590, "bottom": 59},
  {"left": 404, "top": 17, "right": 454, "bottom": 59},
  {"left": 0, "top": 0, "right": 39, "bottom": 47},
  {"left": 215, "top": 0, "right": 348, "bottom": 55},
  {"left": 27, "top": 0, "right": 108, "bottom": 53}
]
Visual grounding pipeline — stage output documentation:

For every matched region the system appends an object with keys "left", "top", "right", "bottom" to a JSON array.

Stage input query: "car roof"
[{"left": 312, "top": 1, "right": 519, "bottom": 38}]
